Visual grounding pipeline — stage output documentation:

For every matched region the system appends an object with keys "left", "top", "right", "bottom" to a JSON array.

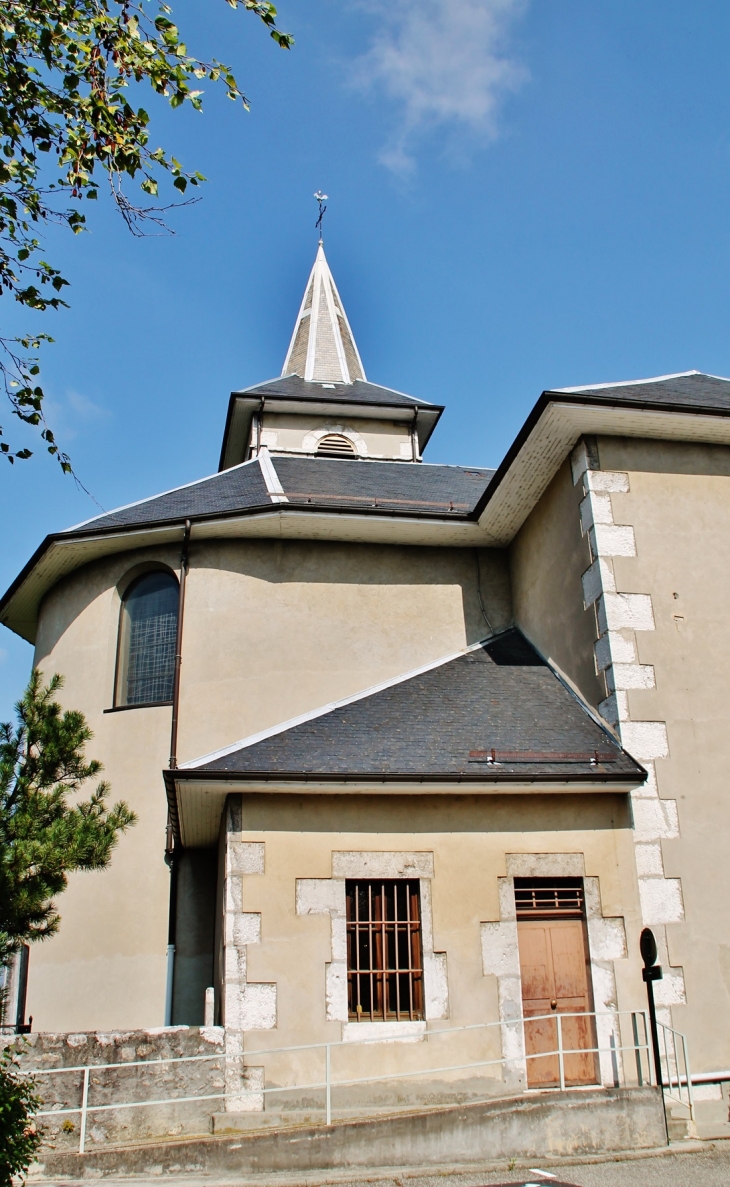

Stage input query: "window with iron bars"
[
  {"left": 513, "top": 877, "right": 585, "bottom": 920},
  {"left": 346, "top": 880, "right": 424, "bottom": 1022}
]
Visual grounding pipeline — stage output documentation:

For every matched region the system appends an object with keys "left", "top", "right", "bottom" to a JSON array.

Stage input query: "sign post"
[{"left": 640, "top": 927, "right": 664, "bottom": 1088}]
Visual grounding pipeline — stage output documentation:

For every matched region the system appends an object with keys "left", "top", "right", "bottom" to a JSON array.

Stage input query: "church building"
[{"left": 3, "top": 240, "right": 730, "bottom": 1127}]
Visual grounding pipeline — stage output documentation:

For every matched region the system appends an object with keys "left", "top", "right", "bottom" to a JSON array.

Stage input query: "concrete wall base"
[{"left": 30, "top": 1086, "right": 666, "bottom": 1180}]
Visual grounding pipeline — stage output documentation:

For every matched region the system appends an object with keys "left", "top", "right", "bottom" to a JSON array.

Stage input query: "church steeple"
[{"left": 281, "top": 242, "right": 366, "bottom": 385}]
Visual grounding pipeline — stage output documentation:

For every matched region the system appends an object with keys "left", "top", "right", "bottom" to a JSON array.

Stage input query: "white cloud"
[
  {"left": 354, "top": 0, "right": 529, "bottom": 174},
  {"left": 43, "top": 390, "right": 110, "bottom": 442}
]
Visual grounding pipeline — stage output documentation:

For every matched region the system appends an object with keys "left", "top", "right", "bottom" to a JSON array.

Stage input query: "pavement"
[{"left": 32, "top": 1141, "right": 730, "bottom": 1187}]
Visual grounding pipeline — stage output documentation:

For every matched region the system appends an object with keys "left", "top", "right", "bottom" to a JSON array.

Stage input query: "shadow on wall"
[
  {"left": 194, "top": 539, "right": 513, "bottom": 648},
  {"left": 35, "top": 540, "right": 514, "bottom": 665},
  {"left": 172, "top": 849, "right": 217, "bottom": 1026}
]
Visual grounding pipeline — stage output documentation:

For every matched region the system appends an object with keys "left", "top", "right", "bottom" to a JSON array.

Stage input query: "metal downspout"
[
  {"left": 411, "top": 407, "right": 420, "bottom": 462},
  {"left": 164, "top": 518, "right": 191, "bottom": 1025}
]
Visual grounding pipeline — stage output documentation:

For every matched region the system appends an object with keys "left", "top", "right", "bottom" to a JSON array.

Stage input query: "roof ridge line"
[
  {"left": 700, "top": 371, "right": 730, "bottom": 383},
  {"left": 524, "top": 633, "right": 646, "bottom": 768},
  {"left": 551, "top": 370, "right": 702, "bottom": 394},
  {"left": 65, "top": 455, "right": 263, "bottom": 533},
  {"left": 258, "top": 447, "right": 288, "bottom": 503},
  {"left": 178, "top": 635, "right": 495, "bottom": 770}
]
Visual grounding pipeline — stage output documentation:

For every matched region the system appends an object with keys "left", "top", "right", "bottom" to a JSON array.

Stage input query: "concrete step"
[
  {"left": 30, "top": 1086, "right": 666, "bottom": 1181},
  {"left": 667, "top": 1115, "right": 690, "bottom": 1140}
]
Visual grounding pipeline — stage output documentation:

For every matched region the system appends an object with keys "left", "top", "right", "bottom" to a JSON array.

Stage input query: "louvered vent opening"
[
  {"left": 316, "top": 433, "right": 357, "bottom": 457},
  {"left": 514, "top": 877, "right": 585, "bottom": 920}
]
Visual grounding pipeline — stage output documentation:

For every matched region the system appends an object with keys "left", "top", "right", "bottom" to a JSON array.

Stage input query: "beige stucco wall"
[
  {"left": 28, "top": 539, "right": 512, "bottom": 1031},
  {"left": 29, "top": 546, "right": 181, "bottom": 1031},
  {"left": 508, "top": 459, "right": 605, "bottom": 709},
  {"left": 595, "top": 435, "right": 730, "bottom": 1073},
  {"left": 259, "top": 413, "right": 413, "bottom": 460},
  {"left": 221, "top": 792, "right": 645, "bottom": 1106},
  {"left": 176, "top": 540, "right": 511, "bottom": 763}
]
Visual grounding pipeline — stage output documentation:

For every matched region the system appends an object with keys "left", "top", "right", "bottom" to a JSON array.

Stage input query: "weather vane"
[{"left": 314, "top": 191, "right": 328, "bottom": 241}]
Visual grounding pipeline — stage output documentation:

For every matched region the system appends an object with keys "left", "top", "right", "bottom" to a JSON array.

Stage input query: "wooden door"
[{"left": 517, "top": 919, "right": 597, "bottom": 1088}]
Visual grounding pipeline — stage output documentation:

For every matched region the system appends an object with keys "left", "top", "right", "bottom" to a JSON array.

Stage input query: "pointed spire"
[{"left": 282, "top": 242, "right": 366, "bottom": 384}]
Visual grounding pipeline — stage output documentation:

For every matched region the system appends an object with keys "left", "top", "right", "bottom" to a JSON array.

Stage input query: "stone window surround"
[
  {"left": 480, "top": 852, "right": 628, "bottom": 1089},
  {"left": 296, "top": 850, "right": 449, "bottom": 1042},
  {"left": 301, "top": 425, "right": 368, "bottom": 457}
]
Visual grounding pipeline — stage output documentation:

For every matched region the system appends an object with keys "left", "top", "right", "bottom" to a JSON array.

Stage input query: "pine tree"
[
  {"left": 0, "top": 670, "right": 136, "bottom": 967},
  {"left": 0, "top": 1047, "right": 41, "bottom": 1187}
]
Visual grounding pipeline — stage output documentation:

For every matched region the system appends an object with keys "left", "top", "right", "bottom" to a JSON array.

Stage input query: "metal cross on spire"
[{"left": 314, "top": 190, "right": 328, "bottom": 241}]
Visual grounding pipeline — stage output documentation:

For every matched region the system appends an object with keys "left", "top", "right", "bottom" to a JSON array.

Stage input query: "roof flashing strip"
[
  {"left": 257, "top": 447, "right": 288, "bottom": 503},
  {"left": 551, "top": 369, "right": 704, "bottom": 393}
]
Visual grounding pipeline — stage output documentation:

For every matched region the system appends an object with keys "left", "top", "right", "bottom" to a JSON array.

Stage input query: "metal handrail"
[
  {"left": 26, "top": 1008, "right": 659, "bottom": 1153},
  {"left": 657, "top": 1021, "right": 694, "bottom": 1121}
]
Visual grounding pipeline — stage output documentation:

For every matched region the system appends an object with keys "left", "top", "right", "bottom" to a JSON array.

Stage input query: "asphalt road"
[
  {"left": 470, "top": 1145, "right": 730, "bottom": 1185},
  {"left": 347, "top": 1145, "right": 730, "bottom": 1187}
]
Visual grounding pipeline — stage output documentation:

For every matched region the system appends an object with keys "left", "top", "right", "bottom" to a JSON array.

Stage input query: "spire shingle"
[{"left": 281, "top": 243, "right": 366, "bottom": 384}]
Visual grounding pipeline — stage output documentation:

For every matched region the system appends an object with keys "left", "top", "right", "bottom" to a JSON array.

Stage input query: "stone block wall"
[{"left": 5, "top": 1026, "right": 225, "bottom": 1151}]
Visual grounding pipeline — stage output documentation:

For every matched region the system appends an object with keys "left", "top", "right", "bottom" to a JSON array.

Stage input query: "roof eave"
[
  {"left": 473, "top": 390, "right": 730, "bottom": 543},
  {"left": 164, "top": 766, "right": 642, "bottom": 847},
  {"left": 171, "top": 767, "right": 643, "bottom": 785},
  {"left": 0, "top": 503, "right": 485, "bottom": 643},
  {"left": 219, "top": 389, "right": 444, "bottom": 471}
]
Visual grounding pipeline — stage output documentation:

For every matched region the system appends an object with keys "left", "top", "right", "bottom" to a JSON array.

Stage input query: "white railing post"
[
  {"left": 556, "top": 1014, "right": 565, "bottom": 1091},
  {"left": 682, "top": 1032, "right": 694, "bottom": 1121},
  {"left": 78, "top": 1066, "right": 90, "bottom": 1154},
  {"left": 325, "top": 1044, "right": 331, "bottom": 1126},
  {"left": 662, "top": 1023, "right": 671, "bottom": 1095}
]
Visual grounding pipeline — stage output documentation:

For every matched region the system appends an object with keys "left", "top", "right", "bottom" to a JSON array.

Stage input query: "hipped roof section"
[
  {"left": 218, "top": 375, "right": 444, "bottom": 471},
  {"left": 5, "top": 370, "right": 730, "bottom": 642},
  {"left": 166, "top": 629, "right": 645, "bottom": 844}
]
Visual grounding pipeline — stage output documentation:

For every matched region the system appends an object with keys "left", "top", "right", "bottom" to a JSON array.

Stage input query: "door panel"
[{"left": 518, "top": 919, "right": 598, "bottom": 1088}]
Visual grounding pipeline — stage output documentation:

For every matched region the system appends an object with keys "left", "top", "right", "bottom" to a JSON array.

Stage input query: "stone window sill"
[
  {"left": 342, "top": 1020, "right": 426, "bottom": 1044},
  {"left": 103, "top": 701, "right": 173, "bottom": 713}
]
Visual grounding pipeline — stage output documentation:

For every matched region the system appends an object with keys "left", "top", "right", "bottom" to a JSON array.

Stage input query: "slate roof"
[
  {"left": 472, "top": 370, "right": 730, "bottom": 522},
  {"left": 274, "top": 456, "right": 493, "bottom": 516},
  {"left": 550, "top": 370, "right": 730, "bottom": 413},
  {"left": 62, "top": 456, "right": 495, "bottom": 537},
  {"left": 180, "top": 630, "right": 644, "bottom": 784},
  {"left": 68, "top": 458, "right": 273, "bottom": 535},
  {"left": 239, "top": 375, "right": 432, "bottom": 410}
]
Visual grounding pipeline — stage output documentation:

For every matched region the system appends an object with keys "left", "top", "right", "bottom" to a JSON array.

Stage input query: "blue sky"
[{"left": 2, "top": 0, "right": 730, "bottom": 718}]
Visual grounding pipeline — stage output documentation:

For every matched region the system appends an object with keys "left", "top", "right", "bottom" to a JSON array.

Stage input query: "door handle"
[{"left": 550, "top": 999, "right": 557, "bottom": 1011}]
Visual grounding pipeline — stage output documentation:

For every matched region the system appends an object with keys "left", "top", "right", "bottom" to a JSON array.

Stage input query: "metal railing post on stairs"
[
  {"left": 556, "top": 1014, "right": 566, "bottom": 1091},
  {"left": 78, "top": 1066, "right": 90, "bottom": 1154},
  {"left": 325, "top": 1044, "right": 331, "bottom": 1125}
]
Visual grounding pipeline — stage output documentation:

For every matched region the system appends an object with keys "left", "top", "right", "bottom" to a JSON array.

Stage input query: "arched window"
[
  {"left": 316, "top": 433, "right": 357, "bottom": 458},
  {"left": 116, "top": 571, "right": 179, "bottom": 706}
]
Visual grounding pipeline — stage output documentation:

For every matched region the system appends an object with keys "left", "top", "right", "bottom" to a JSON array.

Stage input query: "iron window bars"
[
  {"left": 346, "top": 880, "right": 424, "bottom": 1022},
  {"left": 514, "top": 877, "right": 585, "bottom": 920}
]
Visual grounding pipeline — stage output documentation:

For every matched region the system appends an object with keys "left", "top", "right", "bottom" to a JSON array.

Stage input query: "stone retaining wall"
[{"left": 4, "top": 1026, "right": 225, "bottom": 1151}]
